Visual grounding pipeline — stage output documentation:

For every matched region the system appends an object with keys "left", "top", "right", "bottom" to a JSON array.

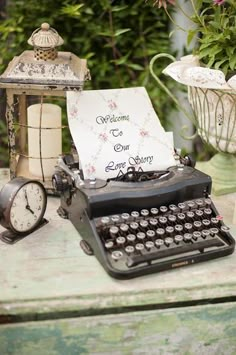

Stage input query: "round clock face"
[
  {"left": 9, "top": 181, "right": 46, "bottom": 233},
  {"left": 0, "top": 178, "right": 47, "bottom": 235}
]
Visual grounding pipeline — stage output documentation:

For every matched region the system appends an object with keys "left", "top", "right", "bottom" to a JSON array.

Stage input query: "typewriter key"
[
  {"left": 111, "top": 215, "right": 120, "bottom": 223},
  {"left": 145, "top": 241, "right": 154, "bottom": 249},
  {"left": 195, "top": 209, "right": 204, "bottom": 218},
  {"left": 105, "top": 240, "right": 114, "bottom": 249},
  {"left": 202, "top": 219, "right": 211, "bottom": 227},
  {"left": 187, "top": 201, "right": 195, "bottom": 209},
  {"left": 184, "top": 223, "right": 193, "bottom": 232},
  {"left": 109, "top": 226, "right": 119, "bottom": 237},
  {"left": 120, "top": 223, "right": 129, "bottom": 233},
  {"left": 116, "top": 236, "right": 126, "bottom": 245},
  {"left": 150, "top": 207, "right": 158, "bottom": 216},
  {"left": 140, "top": 220, "right": 149, "bottom": 229},
  {"left": 160, "top": 206, "right": 168, "bottom": 214},
  {"left": 205, "top": 198, "right": 212, "bottom": 206},
  {"left": 135, "top": 243, "right": 145, "bottom": 251},
  {"left": 155, "top": 239, "right": 164, "bottom": 247},
  {"left": 121, "top": 213, "right": 130, "bottom": 221},
  {"left": 192, "top": 231, "right": 201, "bottom": 240},
  {"left": 141, "top": 209, "right": 149, "bottom": 217},
  {"left": 202, "top": 230, "right": 210, "bottom": 238},
  {"left": 211, "top": 217, "right": 219, "bottom": 225},
  {"left": 130, "top": 222, "right": 139, "bottom": 231},
  {"left": 165, "top": 237, "right": 174, "bottom": 246},
  {"left": 146, "top": 230, "right": 155, "bottom": 238},
  {"left": 111, "top": 250, "right": 123, "bottom": 260},
  {"left": 137, "top": 232, "right": 146, "bottom": 240},
  {"left": 210, "top": 227, "right": 219, "bottom": 235},
  {"left": 177, "top": 213, "right": 185, "bottom": 222},
  {"left": 174, "top": 235, "right": 183, "bottom": 243},
  {"left": 221, "top": 225, "right": 230, "bottom": 232},
  {"left": 156, "top": 228, "right": 165, "bottom": 236},
  {"left": 127, "top": 234, "right": 136, "bottom": 242},
  {"left": 101, "top": 216, "right": 110, "bottom": 226},
  {"left": 125, "top": 245, "right": 135, "bottom": 254},
  {"left": 149, "top": 218, "right": 158, "bottom": 227},
  {"left": 131, "top": 211, "right": 139, "bottom": 219},
  {"left": 186, "top": 211, "right": 195, "bottom": 219},
  {"left": 178, "top": 202, "right": 186, "bottom": 211},
  {"left": 159, "top": 216, "right": 167, "bottom": 225},
  {"left": 175, "top": 224, "right": 183, "bottom": 233},
  {"left": 193, "top": 221, "right": 202, "bottom": 229},
  {"left": 168, "top": 215, "right": 177, "bottom": 223},
  {"left": 169, "top": 204, "right": 178, "bottom": 212},
  {"left": 204, "top": 208, "right": 212, "bottom": 216},
  {"left": 166, "top": 226, "right": 174, "bottom": 235},
  {"left": 184, "top": 233, "right": 192, "bottom": 241},
  {"left": 196, "top": 199, "right": 204, "bottom": 207}
]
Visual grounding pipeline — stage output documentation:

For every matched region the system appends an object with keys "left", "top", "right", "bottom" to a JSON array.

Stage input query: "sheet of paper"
[{"left": 67, "top": 87, "right": 176, "bottom": 180}]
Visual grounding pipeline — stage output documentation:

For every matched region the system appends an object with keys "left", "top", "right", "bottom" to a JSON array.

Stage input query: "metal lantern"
[{"left": 0, "top": 23, "right": 90, "bottom": 193}]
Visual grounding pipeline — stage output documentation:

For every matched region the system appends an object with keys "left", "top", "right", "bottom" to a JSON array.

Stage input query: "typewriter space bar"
[{"left": 127, "top": 238, "right": 224, "bottom": 268}]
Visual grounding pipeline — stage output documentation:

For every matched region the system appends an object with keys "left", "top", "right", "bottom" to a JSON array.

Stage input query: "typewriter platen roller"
[{"left": 53, "top": 156, "right": 235, "bottom": 279}]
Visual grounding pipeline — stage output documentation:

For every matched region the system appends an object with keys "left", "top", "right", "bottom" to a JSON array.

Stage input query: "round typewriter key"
[
  {"left": 221, "top": 225, "right": 230, "bottom": 232},
  {"left": 137, "top": 232, "right": 146, "bottom": 240},
  {"left": 109, "top": 226, "right": 119, "bottom": 237},
  {"left": 141, "top": 209, "right": 149, "bottom": 217},
  {"left": 146, "top": 230, "right": 155, "bottom": 238},
  {"left": 204, "top": 208, "right": 212, "bottom": 216},
  {"left": 120, "top": 223, "right": 129, "bottom": 234},
  {"left": 131, "top": 211, "right": 139, "bottom": 219},
  {"left": 196, "top": 199, "right": 204, "bottom": 207},
  {"left": 187, "top": 201, "right": 195, "bottom": 209},
  {"left": 168, "top": 215, "right": 177, "bottom": 223},
  {"left": 125, "top": 245, "right": 135, "bottom": 254},
  {"left": 211, "top": 217, "right": 219, "bottom": 225},
  {"left": 177, "top": 213, "right": 185, "bottom": 221},
  {"left": 127, "top": 234, "right": 136, "bottom": 242},
  {"left": 186, "top": 211, "right": 195, "bottom": 219},
  {"left": 202, "top": 230, "right": 210, "bottom": 238},
  {"left": 205, "top": 198, "right": 212, "bottom": 206},
  {"left": 194, "top": 221, "right": 202, "bottom": 229},
  {"left": 111, "top": 215, "right": 120, "bottom": 223},
  {"left": 169, "top": 204, "right": 178, "bottom": 212},
  {"left": 165, "top": 237, "right": 174, "bottom": 246},
  {"left": 184, "top": 223, "right": 193, "bottom": 232},
  {"left": 159, "top": 216, "right": 167, "bottom": 225},
  {"left": 149, "top": 218, "right": 158, "bottom": 227},
  {"left": 195, "top": 209, "right": 204, "bottom": 217},
  {"left": 116, "top": 236, "right": 126, "bottom": 245},
  {"left": 130, "top": 222, "right": 139, "bottom": 231},
  {"left": 155, "top": 239, "right": 164, "bottom": 247},
  {"left": 202, "top": 219, "right": 211, "bottom": 227},
  {"left": 135, "top": 243, "right": 144, "bottom": 251},
  {"left": 175, "top": 224, "right": 183, "bottom": 233},
  {"left": 105, "top": 240, "right": 114, "bottom": 249},
  {"left": 145, "top": 240, "right": 154, "bottom": 249},
  {"left": 210, "top": 227, "right": 219, "bottom": 235},
  {"left": 101, "top": 216, "right": 110, "bottom": 226},
  {"left": 193, "top": 231, "right": 201, "bottom": 240},
  {"left": 160, "top": 206, "right": 168, "bottom": 214},
  {"left": 111, "top": 250, "right": 123, "bottom": 260},
  {"left": 156, "top": 228, "right": 165, "bottom": 236},
  {"left": 174, "top": 235, "right": 183, "bottom": 243},
  {"left": 178, "top": 202, "right": 186, "bottom": 211},
  {"left": 184, "top": 233, "right": 192, "bottom": 241},
  {"left": 166, "top": 226, "right": 174, "bottom": 235},
  {"left": 140, "top": 220, "right": 149, "bottom": 229},
  {"left": 121, "top": 213, "right": 130, "bottom": 221},
  {"left": 150, "top": 207, "right": 159, "bottom": 216}
]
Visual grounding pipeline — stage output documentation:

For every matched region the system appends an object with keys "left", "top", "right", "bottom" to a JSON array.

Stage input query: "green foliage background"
[{"left": 0, "top": 0, "right": 176, "bottom": 168}]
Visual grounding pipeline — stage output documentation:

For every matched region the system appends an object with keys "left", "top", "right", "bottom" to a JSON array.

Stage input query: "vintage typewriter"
[{"left": 53, "top": 154, "right": 235, "bottom": 279}]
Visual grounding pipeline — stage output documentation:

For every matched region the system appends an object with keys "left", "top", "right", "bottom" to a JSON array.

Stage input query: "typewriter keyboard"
[{"left": 95, "top": 197, "right": 230, "bottom": 270}]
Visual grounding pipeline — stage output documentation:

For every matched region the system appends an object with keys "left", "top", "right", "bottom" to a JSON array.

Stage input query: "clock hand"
[
  {"left": 24, "top": 189, "right": 34, "bottom": 214},
  {"left": 26, "top": 205, "right": 35, "bottom": 215}
]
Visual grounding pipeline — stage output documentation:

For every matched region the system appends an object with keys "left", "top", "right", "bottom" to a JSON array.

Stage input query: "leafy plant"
[{"left": 0, "top": 0, "right": 176, "bottom": 167}]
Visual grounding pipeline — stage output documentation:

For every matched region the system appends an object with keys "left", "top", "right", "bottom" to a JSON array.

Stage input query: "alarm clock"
[{"left": 0, "top": 177, "right": 48, "bottom": 243}]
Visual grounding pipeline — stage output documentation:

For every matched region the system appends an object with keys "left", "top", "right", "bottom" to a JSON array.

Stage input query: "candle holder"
[{"left": 0, "top": 23, "right": 90, "bottom": 193}]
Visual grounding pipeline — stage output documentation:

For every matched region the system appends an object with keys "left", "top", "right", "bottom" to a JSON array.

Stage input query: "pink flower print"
[
  {"left": 108, "top": 100, "right": 117, "bottom": 110},
  {"left": 213, "top": 0, "right": 225, "bottom": 5},
  {"left": 139, "top": 129, "right": 149, "bottom": 137},
  {"left": 70, "top": 105, "right": 78, "bottom": 119},
  {"left": 86, "top": 164, "right": 96, "bottom": 177},
  {"left": 99, "top": 132, "right": 108, "bottom": 142}
]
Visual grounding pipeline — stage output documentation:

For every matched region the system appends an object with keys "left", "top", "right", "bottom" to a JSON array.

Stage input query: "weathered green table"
[{"left": 0, "top": 168, "right": 236, "bottom": 354}]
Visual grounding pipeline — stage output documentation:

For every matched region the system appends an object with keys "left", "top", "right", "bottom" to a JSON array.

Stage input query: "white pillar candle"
[{"left": 27, "top": 103, "right": 62, "bottom": 178}]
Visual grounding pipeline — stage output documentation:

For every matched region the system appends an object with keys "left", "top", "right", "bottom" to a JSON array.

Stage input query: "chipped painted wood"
[{"left": 0, "top": 303, "right": 236, "bottom": 355}]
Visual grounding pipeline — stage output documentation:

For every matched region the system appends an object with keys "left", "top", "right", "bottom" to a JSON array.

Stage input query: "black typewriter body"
[{"left": 55, "top": 163, "right": 235, "bottom": 279}]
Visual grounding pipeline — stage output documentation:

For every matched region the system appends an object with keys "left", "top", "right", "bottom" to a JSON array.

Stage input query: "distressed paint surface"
[
  {"left": 0, "top": 169, "right": 236, "bottom": 322},
  {"left": 0, "top": 303, "right": 236, "bottom": 355}
]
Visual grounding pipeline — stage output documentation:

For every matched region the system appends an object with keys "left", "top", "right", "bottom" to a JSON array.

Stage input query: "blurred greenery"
[{"left": 0, "top": 0, "right": 176, "bottom": 168}]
